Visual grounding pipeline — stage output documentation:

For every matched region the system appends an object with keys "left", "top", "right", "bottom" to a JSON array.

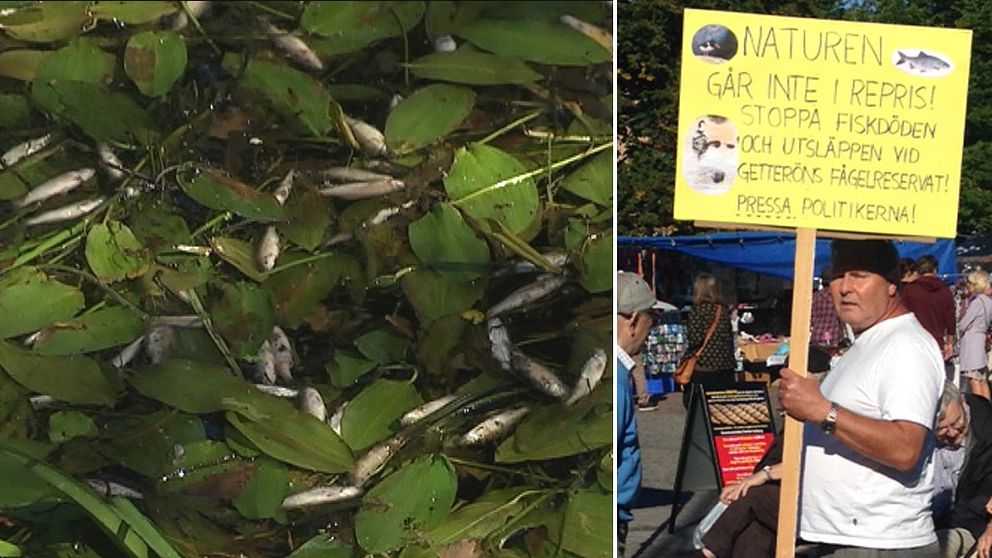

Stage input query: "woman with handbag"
[
  {"left": 958, "top": 269, "right": 992, "bottom": 400},
  {"left": 679, "top": 273, "right": 737, "bottom": 407}
]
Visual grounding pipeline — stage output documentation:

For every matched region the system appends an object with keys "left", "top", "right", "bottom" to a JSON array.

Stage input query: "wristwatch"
[
  {"left": 820, "top": 402, "right": 839, "bottom": 435},
  {"left": 762, "top": 465, "right": 773, "bottom": 481}
]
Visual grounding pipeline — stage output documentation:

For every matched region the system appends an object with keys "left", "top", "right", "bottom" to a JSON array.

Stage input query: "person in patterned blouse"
[{"left": 683, "top": 273, "right": 737, "bottom": 406}]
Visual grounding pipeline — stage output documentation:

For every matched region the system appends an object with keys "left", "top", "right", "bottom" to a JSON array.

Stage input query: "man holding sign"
[{"left": 779, "top": 239, "right": 943, "bottom": 555}]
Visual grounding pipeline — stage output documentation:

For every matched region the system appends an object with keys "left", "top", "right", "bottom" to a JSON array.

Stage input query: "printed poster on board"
[{"left": 704, "top": 386, "right": 776, "bottom": 485}]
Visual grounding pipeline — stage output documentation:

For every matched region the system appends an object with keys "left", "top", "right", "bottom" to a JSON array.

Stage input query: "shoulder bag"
[{"left": 674, "top": 305, "right": 722, "bottom": 386}]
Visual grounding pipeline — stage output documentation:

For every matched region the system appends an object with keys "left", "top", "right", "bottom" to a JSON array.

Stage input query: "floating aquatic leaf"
[
  {"left": 125, "top": 31, "right": 188, "bottom": 97},
  {"left": 0, "top": 372, "right": 32, "bottom": 439},
  {"left": 341, "top": 379, "right": 422, "bottom": 451},
  {"left": 0, "top": 340, "right": 120, "bottom": 406},
  {"left": 401, "top": 270, "right": 484, "bottom": 327},
  {"left": 355, "top": 329, "right": 410, "bottom": 365},
  {"left": 85, "top": 221, "right": 152, "bottom": 283},
  {"left": 278, "top": 184, "right": 332, "bottom": 252},
  {"left": 0, "top": 438, "right": 59, "bottom": 508},
  {"left": 408, "top": 49, "right": 542, "bottom": 85},
  {"left": 127, "top": 203, "right": 192, "bottom": 251},
  {"left": 0, "top": 277, "right": 84, "bottom": 339},
  {"left": 129, "top": 359, "right": 246, "bottom": 414},
  {"left": 386, "top": 84, "right": 475, "bottom": 154},
  {"left": 231, "top": 458, "right": 289, "bottom": 520},
  {"left": 355, "top": 454, "right": 457, "bottom": 554},
  {"left": 227, "top": 409, "right": 354, "bottom": 473},
  {"left": 0, "top": 2, "right": 90, "bottom": 43},
  {"left": 210, "top": 281, "right": 275, "bottom": 360},
  {"left": 182, "top": 169, "right": 285, "bottom": 223},
  {"left": 30, "top": 37, "right": 115, "bottom": 115},
  {"left": 579, "top": 231, "right": 612, "bottom": 294},
  {"left": 50, "top": 80, "right": 160, "bottom": 145},
  {"left": 287, "top": 535, "right": 356, "bottom": 558},
  {"left": 445, "top": 143, "right": 540, "bottom": 236},
  {"left": 0, "top": 49, "right": 50, "bottom": 82},
  {"left": 409, "top": 202, "right": 490, "bottom": 283},
  {"left": 90, "top": 1, "right": 178, "bottom": 24},
  {"left": 0, "top": 94, "right": 33, "bottom": 129},
  {"left": 559, "top": 150, "right": 612, "bottom": 206},
  {"left": 48, "top": 410, "right": 97, "bottom": 443},
  {"left": 302, "top": 2, "right": 425, "bottom": 53},
  {"left": 416, "top": 314, "right": 465, "bottom": 376},
  {"left": 33, "top": 306, "right": 145, "bottom": 356},
  {"left": 327, "top": 349, "right": 378, "bottom": 387},
  {"left": 211, "top": 236, "right": 268, "bottom": 283},
  {"left": 553, "top": 490, "right": 612, "bottom": 558},
  {"left": 455, "top": 19, "right": 610, "bottom": 66},
  {"left": 264, "top": 253, "right": 355, "bottom": 327},
  {"left": 99, "top": 411, "right": 206, "bottom": 478}
]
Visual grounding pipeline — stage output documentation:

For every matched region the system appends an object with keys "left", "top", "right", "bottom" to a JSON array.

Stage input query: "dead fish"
[
  {"left": 560, "top": 14, "right": 612, "bottom": 54},
  {"left": 344, "top": 116, "right": 389, "bottom": 158},
  {"left": 150, "top": 315, "right": 203, "bottom": 328},
  {"left": 496, "top": 251, "right": 570, "bottom": 278},
  {"left": 145, "top": 326, "right": 176, "bottom": 365},
  {"left": 96, "top": 143, "right": 125, "bottom": 181},
  {"left": 112, "top": 335, "right": 146, "bottom": 368},
  {"left": 255, "top": 340, "right": 277, "bottom": 384},
  {"left": 564, "top": 348, "right": 608, "bottom": 406},
  {"left": 318, "top": 179, "right": 405, "bottom": 200},
  {"left": 487, "top": 318, "right": 513, "bottom": 371},
  {"left": 170, "top": 0, "right": 210, "bottom": 30},
  {"left": 24, "top": 197, "right": 105, "bottom": 226},
  {"left": 511, "top": 350, "right": 569, "bottom": 400},
  {"left": 1, "top": 133, "right": 52, "bottom": 168},
  {"left": 273, "top": 170, "right": 294, "bottom": 206},
  {"left": 367, "top": 200, "right": 415, "bottom": 227},
  {"left": 86, "top": 479, "right": 144, "bottom": 500},
  {"left": 269, "top": 325, "right": 295, "bottom": 383},
  {"left": 281, "top": 484, "right": 363, "bottom": 509},
  {"left": 389, "top": 93, "right": 404, "bottom": 109},
  {"left": 253, "top": 384, "right": 298, "bottom": 398},
  {"left": 400, "top": 394, "right": 458, "bottom": 426},
  {"left": 263, "top": 20, "right": 324, "bottom": 72},
  {"left": 317, "top": 167, "right": 393, "bottom": 183},
  {"left": 434, "top": 34, "right": 457, "bottom": 53},
  {"left": 29, "top": 395, "right": 56, "bottom": 410},
  {"left": 257, "top": 226, "right": 280, "bottom": 272},
  {"left": 460, "top": 407, "right": 530, "bottom": 446},
  {"left": 22, "top": 331, "right": 42, "bottom": 346},
  {"left": 328, "top": 401, "right": 347, "bottom": 436},
  {"left": 298, "top": 387, "right": 327, "bottom": 422},
  {"left": 325, "top": 232, "right": 353, "bottom": 247},
  {"left": 16, "top": 168, "right": 95, "bottom": 208},
  {"left": 349, "top": 433, "right": 408, "bottom": 487},
  {"left": 486, "top": 274, "right": 568, "bottom": 319}
]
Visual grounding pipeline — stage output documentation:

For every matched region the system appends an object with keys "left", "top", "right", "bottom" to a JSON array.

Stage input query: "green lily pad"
[
  {"left": 401, "top": 270, "right": 483, "bottom": 327},
  {"left": 416, "top": 314, "right": 465, "bottom": 376},
  {"left": 409, "top": 203, "right": 490, "bottom": 283},
  {"left": 385, "top": 84, "right": 475, "bottom": 154},
  {"left": 0, "top": 49, "right": 50, "bottom": 82},
  {"left": 226, "top": 409, "right": 354, "bottom": 473},
  {"left": 182, "top": 169, "right": 285, "bottom": 223},
  {"left": 302, "top": 2, "right": 425, "bottom": 54},
  {"left": 341, "top": 379, "right": 422, "bottom": 451},
  {"left": 99, "top": 411, "right": 206, "bottom": 478},
  {"left": 326, "top": 349, "right": 377, "bottom": 387},
  {"left": 578, "top": 231, "right": 611, "bottom": 294},
  {"left": 48, "top": 410, "right": 97, "bottom": 443},
  {"left": 232, "top": 458, "right": 290, "bottom": 520},
  {"left": 210, "top": 281, "right": 274, "bottom": 360},
  {"left": 287, "top": 536, "right": 356, "bottom": 558},
  {"left": 0, "top": 340, "right": 120, "bottom": 406},
  {"left": 559, "top": 150, "right": 612, "bottom": 206},
  {"left": 355, "top": 454, "right": 457, "bottom": 554},
  {"left": 456, "top": 19, "right": 610, "bottom": 66},
  {"left": 0, "top": 2, "right": 90, "bottom": 43},
  {"left": 129, "top": 359, "right": 246, "bottom": 414},
  {"left": 408, "top": 49, "right": 542, "bottom": 85},
  {"left": 0, "top": 94, "right": 34, "bottom": 130},
  {"left": 355, "top": 329, "right": 410, "bottom": 365},
  {"left": 445, "top": 143, "right": 540, "bottom": 236},
  {"left": 127, "top": 202, "right": 192, "bottom": 251},
  {"left": 211, "top": 236, "right": 268, "bottom": 283},
  {"left": 0, "top": 277, "right": 84, "bottom": 339},
  {"left": 30, "top": 37, "right": 115, "bottom": 115},
  {"left": 278, "top": 183, "right": 331, "bottom": 252},
  {"left": 50, "top": 80, "right": 160, "bottom": 145},
  {"left": 125, "top": 31, "right": 188, "bottom": 98},
  {"left": 90, "top": 1, "right": 178, "bottom": 24},
  {"left": 264, "top": 253, "right": 354, "bottom": 327},
  {"left": 555, "top": 490, "right": 612, "bottom": 558},
  {"left": 85, "top": 221, "right": 152, "bottom": 283},
  {"left": 32, "top": 306, "right": 145, "bottom": 356}
]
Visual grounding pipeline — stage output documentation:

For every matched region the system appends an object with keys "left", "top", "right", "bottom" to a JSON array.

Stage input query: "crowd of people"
[{"left": 617, "top": 239, "right": 992, "bottom": 557}]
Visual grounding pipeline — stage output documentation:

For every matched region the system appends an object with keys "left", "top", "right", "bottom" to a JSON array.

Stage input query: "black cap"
[{"left": 830, "top": 239, "right": 901, "bottom": 284}]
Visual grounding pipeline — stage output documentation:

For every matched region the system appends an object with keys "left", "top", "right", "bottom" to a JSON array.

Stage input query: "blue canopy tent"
[{"left": 618, "top": 232, "right": 957, "bottom": 280}]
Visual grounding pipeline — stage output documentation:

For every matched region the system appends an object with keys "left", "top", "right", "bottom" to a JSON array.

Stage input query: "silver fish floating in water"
[
  {"left": 460, "top": 407, "right": 531, "bottom": 446},
  {"left": 24, "top": 197, "right": 105, "bottom": 226},
  {"left": 268, "top": 325, "right": 295, "bottom": 383},
  {"left": 263, "top": 20, "right": 324, "bottom": 72},
  {"left": 253, "top": 384, "right": 298, "bottom": 398},
  {"left": 564, "top": 348, "right": 608, "bottom": 406},
  {"left": 344, "top": 116, "right": 389, "bottom": 158},
  {"left": 150, "top": 315, "right": 203, "bottom": 328},
  {"left": 317, "top": 167, "right": 393, "bottom": 183},
  {"left": 486, "top": 274, "right": 567, "bottom": 319},
  {"left": 487, "top": 318, "right": 513, "bottom": 371},
  {"left": 112, "top": 335, "right": 146, "bottom": 368},
  {"left": 169, "top": 0, "right": 210, "bottom": 30},
  {"left": 96, "top": 143, "right": 125, "bottom": 181},
  {"left": 1, "top": 133, "right": 52, "bottom": 168},
  {"left": 281, "top": 484, "right": 363, "bottom": 509},
  {"left": 255, "top": 339, "right": 277, "bottom": 384},
  {"left": 16, "top": 168, "right": 95, "bottom": 208},
  {"left": 145, "top": 326, "right": 176, "bottom": 365},
  {"left": 257, "top": 225, "right": 280, "bottom": 272},
  {"left": 318, "top": 179, "right": 405, "bottom": 200},
  {"left": 328, "top": 401, "right": 347, "bottom": 436},
  {"left": 298, "top": 387, "right": 327, "bottom": 422},
  {"left": 87, "top": 479, "right": 144, "bottom": 500},
  {"left": 349, "top": 433, "right": 408, "bottom": 487},
  {"left": 273, "top": 170, "right": 294, "bottom": 206},
  {"left": 29, "top": 395, "right": 56, "bottom": 410},
  {"left": 511, "top": 350, "right": 569, "bottom": 400},
  {"left": 400, "top": 394, "right": 458, "bottom": 426},
  {"left": 434, "top": 34, "right": 457, "bottom": 53}
]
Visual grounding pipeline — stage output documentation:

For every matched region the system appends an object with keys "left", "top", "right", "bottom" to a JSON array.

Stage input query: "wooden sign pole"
[{"left": 775, "top": 227, "right": 816, "bottom": 557}]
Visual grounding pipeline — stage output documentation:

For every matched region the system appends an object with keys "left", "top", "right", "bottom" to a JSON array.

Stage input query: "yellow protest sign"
[{"left": 673, "top": 9, "right": 972, "bottom": 238}]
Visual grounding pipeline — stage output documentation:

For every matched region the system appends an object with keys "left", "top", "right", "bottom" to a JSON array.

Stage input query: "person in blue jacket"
[{"left": 617, "top": 271, "right": 662, "bottom": 556}]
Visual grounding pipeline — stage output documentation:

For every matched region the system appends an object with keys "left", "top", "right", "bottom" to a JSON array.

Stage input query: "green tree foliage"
[{"left": 619, "top": 0, "right": 992, "bottom": 235}]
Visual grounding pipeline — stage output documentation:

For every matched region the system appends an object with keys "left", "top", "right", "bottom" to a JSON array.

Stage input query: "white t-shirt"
[{"left": 799, "top": 313, "right": 944, "bottom": 548}]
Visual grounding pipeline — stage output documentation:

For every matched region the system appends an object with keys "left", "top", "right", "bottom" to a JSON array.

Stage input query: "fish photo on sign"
[{"left": 892, "top": 48, "right": 954, "bottom": 77}]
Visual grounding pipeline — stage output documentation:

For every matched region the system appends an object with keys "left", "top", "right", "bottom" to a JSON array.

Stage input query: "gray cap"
[{"left": 617, "top": 271, "right": 663, "bottom": 314}]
